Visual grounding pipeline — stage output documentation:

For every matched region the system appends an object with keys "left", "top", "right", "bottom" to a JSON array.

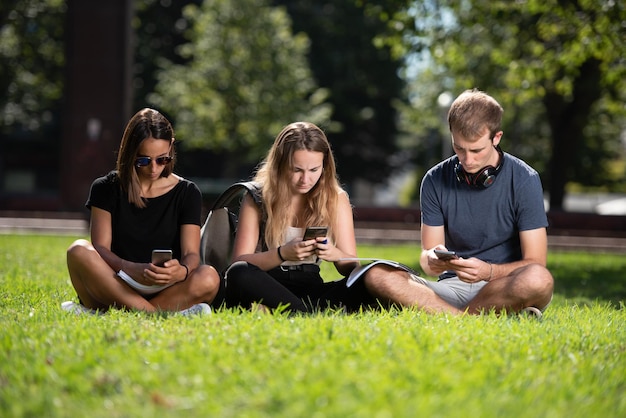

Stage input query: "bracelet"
[
  {"left": 487, "top": 262, "right": 493, "bottom": 282},
  {"left": 181, "top": 264, "right": 189, "bottom": 281},
  {"left": 277, "top": 246, "right": 286, "bottom": 262}
]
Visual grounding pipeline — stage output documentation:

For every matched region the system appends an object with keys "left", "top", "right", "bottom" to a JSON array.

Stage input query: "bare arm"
[
  {"left": 232, "top": 192, "right": 359, "bottom": 276},
  {"left": 455, "top": 228, "right": 548, "bottom": 283},
  {"left": 313, "top": 191, "right": 359, "bottom": 276},
  {"left": 91, "top": 205, "right": 195, "bottom": 285},
  {"left": 178, "top": 224, "right": 201, "bottom": 271},
  {"left": 231, "top": 193, "right": 319, "bottom": 270},
  {"left": 142, "top": 224, "right": 200, "bottom": 285},
  {"left": 419, "top": 224, "right": 446, "bottom": 277},
  {"left": 232, "top": 194, "right": 315, "bottom": 270},
  {"left": 231, "top": 194, "right": 281, "bottom": 271},
  {"left": 90, "top": 206, "right": 150, "bottom": 282},
  {"left": 420, "top": 223, "right": 548, "bottom": 283},
  {"left": 90, "top": 207, "right": 125, "bottom": 272}
]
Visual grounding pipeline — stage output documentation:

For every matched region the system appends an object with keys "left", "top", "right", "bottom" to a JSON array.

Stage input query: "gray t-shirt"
[{"left": 420, "top": 152, "right": 548, "bottom": 268}]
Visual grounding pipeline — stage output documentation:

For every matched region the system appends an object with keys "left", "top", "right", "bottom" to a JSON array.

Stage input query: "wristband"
[
  {"left": 181, "top": 264, "right": 189, "bottom": 281},
  {"left": 487, "top": 263, "right": 493, "bottom": 282},
  {"left": 277, "top": 246, "right": 286, "bottom": 262}
]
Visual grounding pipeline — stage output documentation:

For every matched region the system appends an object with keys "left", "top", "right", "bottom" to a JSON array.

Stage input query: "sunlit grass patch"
[{"left": 0, "top": 235, "right": 624, "bottom": 417}]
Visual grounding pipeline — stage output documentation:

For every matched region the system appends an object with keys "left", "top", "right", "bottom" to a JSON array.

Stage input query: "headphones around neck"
[{"left": 454, "top": 145, "right": 504, "bottom": 189}]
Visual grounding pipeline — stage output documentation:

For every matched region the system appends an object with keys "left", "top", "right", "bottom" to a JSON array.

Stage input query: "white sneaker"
[
  {"left": 61, "top": 301, "right": 99, "bottom": 316},
  {"left": 520, "top": 306, "right": 543, "bottom": 319},
  {"left": 179, "top": 303, "right": 212, "bottom": 317}
]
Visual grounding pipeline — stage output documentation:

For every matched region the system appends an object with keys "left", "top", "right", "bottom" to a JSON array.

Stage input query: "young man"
[{"left": 364, "top": 89, "right": 553, "bottom": 316}]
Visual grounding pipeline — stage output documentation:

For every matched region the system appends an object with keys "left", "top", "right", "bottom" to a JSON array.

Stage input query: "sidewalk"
[
  {"left": 0, "top": 216, "right": 88, "bottom": 236},
  {"left": 1, "top": 216, "right": 625, "bottom": 254},
  {"left": 354, "top": 222, "right": 626, "bottom": 254}
]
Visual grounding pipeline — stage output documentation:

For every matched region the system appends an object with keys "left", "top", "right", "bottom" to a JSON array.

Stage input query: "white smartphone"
[
  {"left": 151, "top": 249, "right": 173, "bottom": 266},
  {"left": 434, "top": 249, "right": 458, "bottom": 261}
]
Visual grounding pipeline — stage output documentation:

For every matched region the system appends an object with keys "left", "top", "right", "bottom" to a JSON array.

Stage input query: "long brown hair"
[
  {"left": 116, "top": 108, "right": 176, "bottom": 208},
  {"left": 254, "top": 122, "right": 344, "bottom": 248}
]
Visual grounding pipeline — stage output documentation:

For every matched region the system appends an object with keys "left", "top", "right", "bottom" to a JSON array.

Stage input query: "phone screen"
[
  {"left": 303, "top": 226, "right": 328, "bottom": 241},
  {"left": 434, "top": 249, "right": 458, "bottom": 261},
  {"left": 151, "top": 249, "right": 172, "bottom": 266}
]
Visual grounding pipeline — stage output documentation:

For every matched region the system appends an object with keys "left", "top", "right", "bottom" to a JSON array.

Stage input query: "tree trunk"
[{"left": 543, "top": 59, "right": 602, "bottom": 211}]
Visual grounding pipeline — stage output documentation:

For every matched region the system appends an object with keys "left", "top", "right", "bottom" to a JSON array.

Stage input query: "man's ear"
[{"left": 492, "top": 131, "right": 503, "bottom": 147}]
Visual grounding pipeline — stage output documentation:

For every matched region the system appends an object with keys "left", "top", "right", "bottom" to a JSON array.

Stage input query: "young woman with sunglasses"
[{"left": 63, "top": 108, "right": 220, "bottom": 315}]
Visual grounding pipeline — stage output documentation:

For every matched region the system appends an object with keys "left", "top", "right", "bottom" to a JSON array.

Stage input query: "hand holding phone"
[
  {"left": 151, "top": 249, "right": 173, "bottom": 267},
  {"left": 434, "top": 249, "right": 458, "bottom": 261},
  {"left": 303, "top": 226, "right": 328, "bottom": 244}
]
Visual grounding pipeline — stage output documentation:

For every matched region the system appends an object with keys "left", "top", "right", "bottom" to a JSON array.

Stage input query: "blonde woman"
[{"left": 225, "top": 122, "right": 373, "bottom": 313}]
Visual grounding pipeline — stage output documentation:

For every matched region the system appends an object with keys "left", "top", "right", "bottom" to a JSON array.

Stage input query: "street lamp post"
[{"left": 437, "top": 91, "right": 453, "bottom": 159}]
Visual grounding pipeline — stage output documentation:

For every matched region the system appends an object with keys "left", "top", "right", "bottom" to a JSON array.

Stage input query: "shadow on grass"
[{"left": 549, "top": 254, "right": 625, "bottom": 308}]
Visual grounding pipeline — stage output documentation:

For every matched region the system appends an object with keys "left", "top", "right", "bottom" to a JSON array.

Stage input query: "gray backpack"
[{"left": 199, "top": 182, "right": 262, "bottom": 274}]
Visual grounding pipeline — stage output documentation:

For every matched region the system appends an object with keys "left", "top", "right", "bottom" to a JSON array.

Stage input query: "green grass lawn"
[{"left": 1, "top": 234, "right": 624, "bottom": 417}]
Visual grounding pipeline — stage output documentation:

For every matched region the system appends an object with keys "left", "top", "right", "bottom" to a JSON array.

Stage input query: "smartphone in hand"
[
  {"left": 151, "top": 249, "right": 173, "bottom": 267},
  {"left": 303, "top": 226, "right": 328, "bottom": 244},
  {"left": 434, "top": 249, "right": 458, "bottom": 261}
]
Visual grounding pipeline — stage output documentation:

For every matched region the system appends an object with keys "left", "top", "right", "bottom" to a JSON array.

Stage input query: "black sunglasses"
[{"left": 134, "top": 156, "right": 173, "bottom": 167}]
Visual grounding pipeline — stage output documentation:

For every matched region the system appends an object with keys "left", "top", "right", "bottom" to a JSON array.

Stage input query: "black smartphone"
[
  {"left": 151, "top": 249, "right": 173, "bottom": 266},
  {"left": 303, "top": 226, "right": 328, "bottom": 241},
  {"left": 434, "top": 249, "right": 458, "bottom": 261}
]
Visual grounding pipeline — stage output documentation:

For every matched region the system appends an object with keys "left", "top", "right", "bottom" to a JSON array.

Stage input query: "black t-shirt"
[{"left": 86, "top": 171, "right": 202, "bottom": 263}]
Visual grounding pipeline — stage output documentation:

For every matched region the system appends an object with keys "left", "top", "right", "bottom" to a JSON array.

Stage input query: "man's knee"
[
  {"left": 518, "top": 264, "right": 554, "bottom": 307},
  {"left": 525, "top": 264, "right": 553, "bottom": 291},
  {"left": 363, "top": 265, "right": 390, "bottom": 292},
  {"left": 363, "top": 265, "right": 415, "bottom": 299}
]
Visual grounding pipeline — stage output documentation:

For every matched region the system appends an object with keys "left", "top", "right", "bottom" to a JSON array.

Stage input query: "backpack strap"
[
  {"left": 219, "top": 182, "right": 265, "bottom": 247},
  {"left": 210, "top": 181, "right": 261, "bottom": 211},
  {"left": 200, "top": 181, "right": 263, "bottom": 274}
]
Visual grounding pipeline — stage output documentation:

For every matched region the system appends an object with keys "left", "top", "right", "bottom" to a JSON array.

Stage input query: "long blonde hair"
[{"left": 254, "top": 122, "right": 345, "bottom": 248}]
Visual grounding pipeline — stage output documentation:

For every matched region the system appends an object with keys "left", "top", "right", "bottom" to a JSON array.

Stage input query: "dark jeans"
[{"left": 223, "top": 261, "right": 375, "bottom": 313}]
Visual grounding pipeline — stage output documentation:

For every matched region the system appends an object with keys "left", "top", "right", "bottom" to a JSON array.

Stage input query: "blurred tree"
[
  {"left": 0, "top": 0, "right": 65, "bottom": 135},
  {"left": 132, "top": 0, "right": 202, "bottom": 112},
  {"left": 0, "top": 0, "right": 66, "bottom": 202},
  {"left": 370, "top": 0, "right": 626, "bottom": 210},
  {"left": 273, "top": 0, "right": 406, "bottom": 185},
  {"left": 148, "top": 0, "right": 331, "bottom": 178}
]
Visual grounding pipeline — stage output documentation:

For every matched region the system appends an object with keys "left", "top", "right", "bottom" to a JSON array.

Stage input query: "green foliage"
[
  {"left": 149, "top": 0, "right": 330, "bottom": 163},
  {"left": 371, "top": 0, "right": 626, "bottom": 205},
  {"left": 1, "top": 235, "right": 625, "bottom": 417},
  {"left": 0, "top": 0, "right": 66, "bottom": 134},
  {"left": 132, "top": 0, "right": 202, "bottom": 112},
  {"left": 274, "top": 0, "right": 406, "bottom": 184}
]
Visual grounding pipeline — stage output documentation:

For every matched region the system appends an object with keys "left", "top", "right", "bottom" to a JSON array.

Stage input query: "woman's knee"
[
  {"left": 189, "top": 264, "right": 221, "bottom": 297},
  {"left": 224, "top": 261, "right": 254, "bottom": 286},
  {"left": 67, "top": 238, "right": 90, "bottom": 254},
  {"left": 223, "top": 261, "right": 261, "bottom": 305},
  {"left": 66, "top": 239, "right": 97, "bottom": 266}
]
